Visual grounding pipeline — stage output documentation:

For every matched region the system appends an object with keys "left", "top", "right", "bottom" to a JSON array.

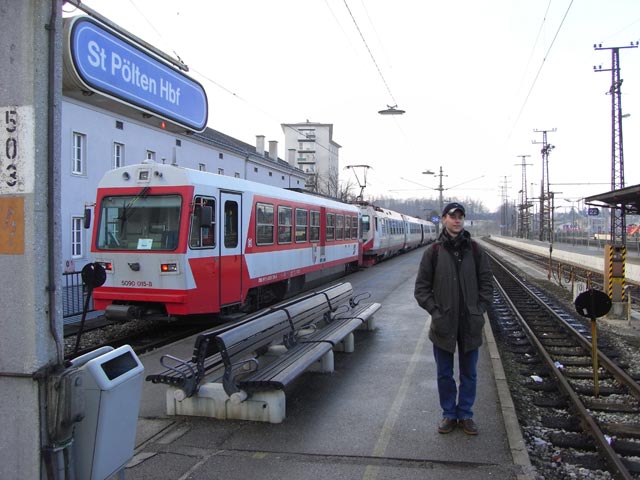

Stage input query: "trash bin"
[{"left": 69, "top": 345, "right": 144, "bottom": 480}]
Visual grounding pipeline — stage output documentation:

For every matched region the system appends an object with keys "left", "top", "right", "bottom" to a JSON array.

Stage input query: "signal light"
[
  {"left": 98, "top": 261, "right": 113, "bottom": 271},
  {"left": 161, "top": 263, "right": 178, "bottom": 273},
  {"left": 160, "top": 121, "right": 166, "bottom": 129}
]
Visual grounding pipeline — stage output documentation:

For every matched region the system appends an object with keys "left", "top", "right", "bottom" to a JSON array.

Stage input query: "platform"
[{"left": 119, "top": 248, "right": 534, "bottom": 480}]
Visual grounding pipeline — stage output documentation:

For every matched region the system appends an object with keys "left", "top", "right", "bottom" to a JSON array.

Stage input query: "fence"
[{"left": 62, "top": 271, "right": 95, "bottom": 324}]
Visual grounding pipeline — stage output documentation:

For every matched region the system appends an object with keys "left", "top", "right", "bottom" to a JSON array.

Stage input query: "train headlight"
[
  {"left": 97, "top": 261, "right": 113, "bottom": 272},
  {"left": 160, "top": 263, "right": 178, "bottom": 273}
]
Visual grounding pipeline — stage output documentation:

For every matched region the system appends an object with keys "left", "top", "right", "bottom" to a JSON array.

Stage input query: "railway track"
[{"left": 489, "top": 253, "right": 640, "bottom": 479}]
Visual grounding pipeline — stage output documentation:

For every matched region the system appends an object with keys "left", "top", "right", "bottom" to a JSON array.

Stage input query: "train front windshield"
[{"left": 96, "top": 194, "right": 182, "bottom": 250}]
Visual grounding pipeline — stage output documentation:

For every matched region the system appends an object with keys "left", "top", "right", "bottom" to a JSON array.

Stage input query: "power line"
[
  {"left": 507, "top": 0, "right": 574, "bottom": 140},
  {"left": 342, "top": 0, "right": 397, "bottom": 105}
]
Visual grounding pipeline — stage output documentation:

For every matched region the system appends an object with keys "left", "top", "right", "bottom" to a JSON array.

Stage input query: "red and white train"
[{"left": 89, "top": 161, "right": 434, "bottom": 321}]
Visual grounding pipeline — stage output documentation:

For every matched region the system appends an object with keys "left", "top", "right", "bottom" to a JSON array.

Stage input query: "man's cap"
[{"left": 442, "top": 202, "right": 465, "bottom": 217}]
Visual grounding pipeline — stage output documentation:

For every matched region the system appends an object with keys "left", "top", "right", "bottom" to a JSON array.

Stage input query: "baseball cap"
[{"left": 442, "top": 202, "right": 465, "bottom": 217}]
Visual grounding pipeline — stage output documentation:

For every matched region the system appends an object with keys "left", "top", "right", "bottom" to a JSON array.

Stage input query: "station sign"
[
  {"left": 587, "top": 207, "right": 600, "bottom": 216},
  {"left": 65, "top": 16, "right": 208, "bottom": 132}
]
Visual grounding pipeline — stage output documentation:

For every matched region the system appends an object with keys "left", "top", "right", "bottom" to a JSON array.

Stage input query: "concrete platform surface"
[{"left": 114, "top": 248, "right": 534, "bottom": 480}]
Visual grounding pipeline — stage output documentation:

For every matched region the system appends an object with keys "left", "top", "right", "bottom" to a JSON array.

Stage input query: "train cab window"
[
  {"left": 256, "top": 202, "right": 274, "bottom": 245},
  {"left": 310, "top": 210, "right": 320, "bottom": 242},
  {"left": 96, "top": 193, "right": 181, "bottom": 251},
  {"left": 278, "top": 206, "right": 293, "bottom": 244},
  {"left": 336, "top": 215, "right": 344, "bottom": 240},
  {"left": 326, "top": 213, "right": 335, "bottom": 241},
  {"left": 360, "top": 215, "right": 370, "bottom": 237},
  {"left": 224, "top": 200, "right": 239, "bottom": 248},
  {"left": 295, "top": 208, "right": 308, "bottom": 243},
  {"left": 190, "top": 196, "right": 216, "bottom": 249}
]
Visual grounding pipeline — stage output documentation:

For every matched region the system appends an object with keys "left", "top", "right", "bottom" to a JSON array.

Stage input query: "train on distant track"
[{"left": 89, "top": 161, "right": 436, "bottom": 321}]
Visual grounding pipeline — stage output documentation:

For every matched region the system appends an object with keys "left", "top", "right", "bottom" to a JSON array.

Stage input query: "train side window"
[
  {"left": 278, "top": 205, "right": 292, "bottom": 244},
  {"left": 224, "top": 200, "right": 239, "bottom": 248},
  {"left": 295, "top": 208, "right": 308, "bottom": 243},
  {"left": 326, "top": 213, "right": 335, "bottom": 241},
  {"left": 310, "top": 210, "right": 320, "bottom": 242},
  {"left": 336, "top": 214, "right": 344, "bottom": 240},
  {"left": 351, "top": 215, "right": 358, "bottom": 239},
  {"left": 190, "top": 196, "right": 215, "bottom": 249},
  {"left": 256, "top": 202, "right": 274, "bottom": 245}
]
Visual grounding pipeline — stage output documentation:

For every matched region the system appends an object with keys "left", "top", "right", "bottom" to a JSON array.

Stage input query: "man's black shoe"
[
  {"left": 437, "top": 417, "right": 456, "bottom": 434},
  {"left": 461, "top": 418, "right": 478, "bottom": 435}
]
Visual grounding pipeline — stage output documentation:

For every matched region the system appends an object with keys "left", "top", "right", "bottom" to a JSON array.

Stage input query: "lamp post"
[{"left": 423, "top": 167, "right": 446, "bottom": 234}]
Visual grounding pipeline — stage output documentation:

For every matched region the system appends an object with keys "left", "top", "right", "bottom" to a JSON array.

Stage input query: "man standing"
[{"left": 414, "top": 202, "right": 493, "bottom": 435}]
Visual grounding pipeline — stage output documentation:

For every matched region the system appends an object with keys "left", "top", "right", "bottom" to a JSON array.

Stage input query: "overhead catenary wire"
[
  {"left": 507, "top": 0, "right": 575, "bottom": 140},
  {"left": 342, "top": 0, "right": 398, "bottom": 106}
]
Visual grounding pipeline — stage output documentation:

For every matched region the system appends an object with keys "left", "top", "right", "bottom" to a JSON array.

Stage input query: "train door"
[{"left": 219, "top": 192, "right": 242, "bottom": 306}]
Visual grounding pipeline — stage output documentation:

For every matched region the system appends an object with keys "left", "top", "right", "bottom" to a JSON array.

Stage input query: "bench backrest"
[
  {"left": 281, "top": 294, "right": 331, "bottom": 330},
  {"left": 319, "top": 283, "right": 353, "bottom": 311},
  {"left": 215, "top": 309, "right": 292, "bottom": 366},
  {"left": 191, "top": 308, "right": 276, "bottom": 363}
]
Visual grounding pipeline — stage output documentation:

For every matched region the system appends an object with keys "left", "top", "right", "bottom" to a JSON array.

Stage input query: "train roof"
[{"left": 98, "top": 161, "right": 358, "bottom": 212}]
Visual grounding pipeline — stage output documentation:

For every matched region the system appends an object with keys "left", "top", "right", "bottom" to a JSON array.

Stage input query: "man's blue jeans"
[{"left": 433, "top": 344, "right": 479, "bottom": 420}]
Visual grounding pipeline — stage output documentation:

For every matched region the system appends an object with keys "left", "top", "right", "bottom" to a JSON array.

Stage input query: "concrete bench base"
[{"left": 166, "top": 383, "right": 286, "bottom": 424}]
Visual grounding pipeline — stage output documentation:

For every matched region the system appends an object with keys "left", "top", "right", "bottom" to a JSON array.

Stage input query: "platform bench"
[
  {"left": 149, "top": 282, "right": 353, "bottom": 399},
  {"left": 217, "top": 283, "right": 354, "bottom": 400},
  {"left": 162, "top": 282, "right": 381, "bottom": 422}
]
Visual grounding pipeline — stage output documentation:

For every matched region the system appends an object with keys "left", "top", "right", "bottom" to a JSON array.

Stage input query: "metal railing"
[{"left": 62, "top": 271, "right": 94, "bottom": 319}]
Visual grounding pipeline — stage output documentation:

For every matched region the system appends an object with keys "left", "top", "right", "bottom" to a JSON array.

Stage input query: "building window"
[
  {"left": 218, "top": 168, "right": 224, "bottom": 175},
  {"left": 254, "top": 167, "right": 258, "bottom": 173},
  {"left": 71, "top": 216, "right": 83, "bottom": 258},
  {"left": 115, "top": 120, "right": 124, "bottom": 130},
  {"left": 146, "top": 150, "right": 156, "bottom": 161},
  {"left": 113, "top": 142, "right": 125, "bottom": 168},
  {"left": 219, "top": 153, "right": 224, "bottom": 159},
  {"left": 199, "top": 163, "right": 206, "bottom": 171},
  {"left": 269, "top": 171, "right": 272, "bottom": 177},
  {"left": 72, "top": 132, "right": 86, "bottom": 175},
  {"left": 282, "top": 175, "right": 285, "bottom": 180},
  {"left": 175, "top": 139, "right": 181, "bottom": 147}
]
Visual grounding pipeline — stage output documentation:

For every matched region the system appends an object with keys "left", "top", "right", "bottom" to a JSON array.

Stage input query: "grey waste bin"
[{"left": 70, "top": 345, "right": 144, "bottom": 480}]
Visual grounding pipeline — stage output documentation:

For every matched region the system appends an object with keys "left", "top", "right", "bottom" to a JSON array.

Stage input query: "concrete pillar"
[{"left": 0, "top": 1, "right": 63, "bottom": 478}]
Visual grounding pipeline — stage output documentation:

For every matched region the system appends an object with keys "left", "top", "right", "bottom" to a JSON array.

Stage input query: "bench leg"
[
  {"left": 166, "top": 383, "right": 286, "bottom": 424},
  {"left": 334, "top": 332, "right": 355, "bottom": 353},
  {"left": 357, "top": 316, "right": 377, "bottom": 331},
  {"left": 306, "top": 349, "right": 334, "bottom": 373}
]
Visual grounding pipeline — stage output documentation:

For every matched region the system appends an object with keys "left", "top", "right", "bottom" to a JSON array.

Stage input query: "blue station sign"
[{"left": 66, "top": 16, "right": 208, "bottom": 132}]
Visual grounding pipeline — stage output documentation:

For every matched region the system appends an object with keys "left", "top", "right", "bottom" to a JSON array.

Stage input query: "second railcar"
[{"left": 358, "top": 203, "right": 435, "bottom": 265}]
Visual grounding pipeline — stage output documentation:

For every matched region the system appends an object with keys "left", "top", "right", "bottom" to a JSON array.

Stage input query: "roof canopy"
[{"left": 584, "top": 184, "right": 640, "bottom": 214}]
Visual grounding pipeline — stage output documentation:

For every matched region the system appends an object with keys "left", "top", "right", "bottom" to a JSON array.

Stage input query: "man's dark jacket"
[{"left": 414, "top": 229, "right": 493, "bottom": 353}]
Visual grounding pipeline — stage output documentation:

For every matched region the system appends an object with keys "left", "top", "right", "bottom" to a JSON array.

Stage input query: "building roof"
[
  {"left": 190, "top": 128, "right": 303, "bottom": 173},
  {"left": 584, "top": 184, "right": 640, "bottom": 214}
]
